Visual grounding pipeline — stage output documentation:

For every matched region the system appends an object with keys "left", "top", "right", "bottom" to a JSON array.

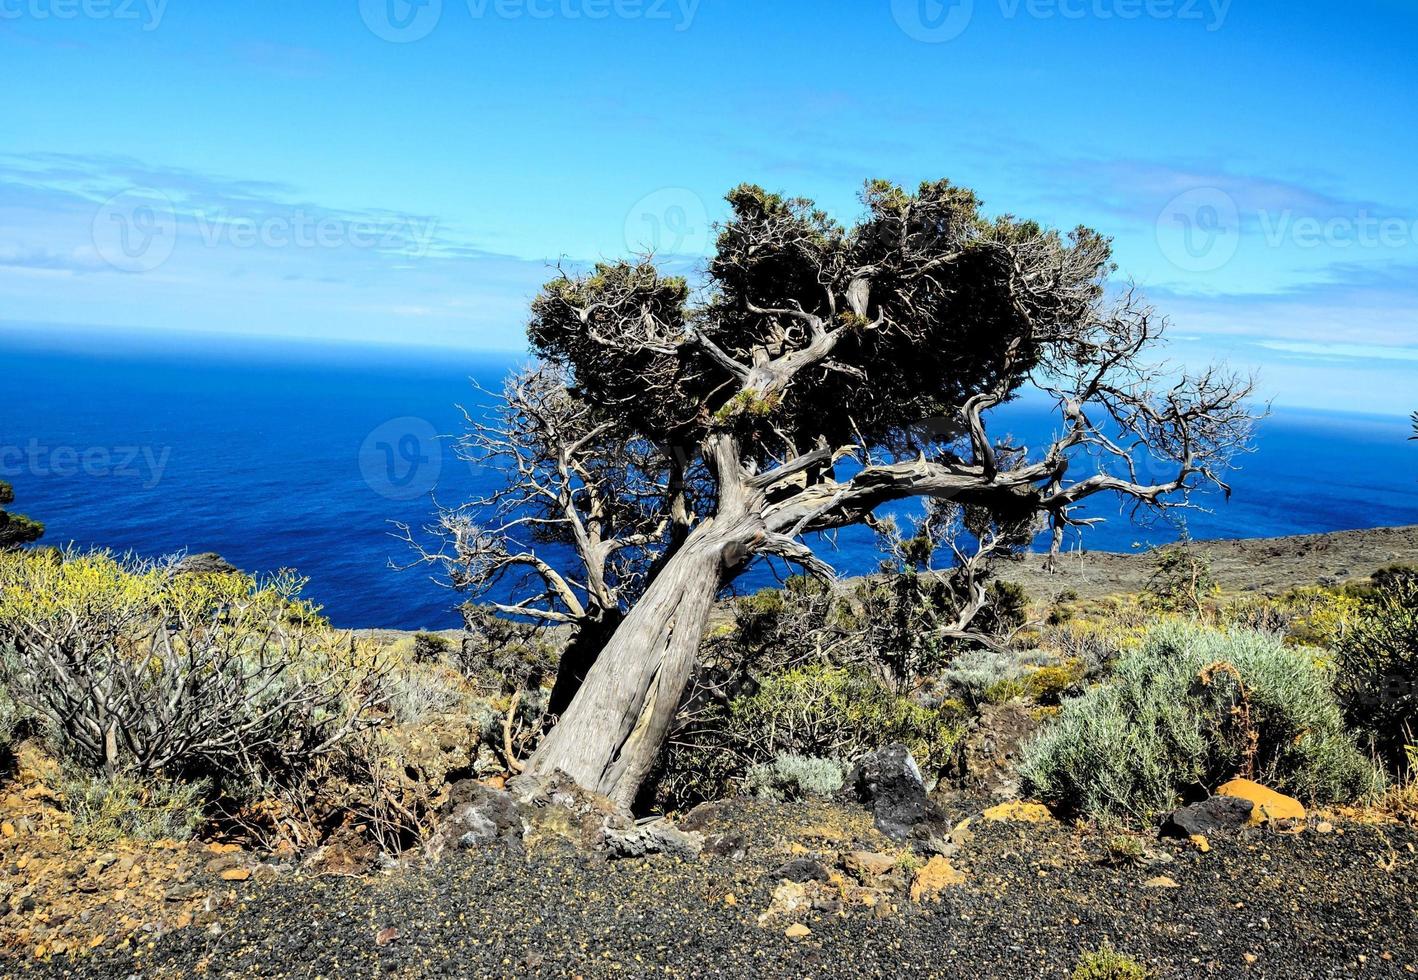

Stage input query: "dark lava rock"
[
  {"left": 702, "top": 830, "right": 748, "bottom": 860},
  {"left": 1160, "top": 795, "right": 1254, "bottom": 838},
  {"left": 172, "top": 552, "right": 239, "bottom": 576},
  {"left": 679, "top": 800, "right": 728, "bottom": 833},
  {"left": 947, "top": 701, "right": 1041, "bottom": 800},
  {"left": 435, "top": 780, "right": 523, "bottom": 851},
  {"left": 771, "top": 858, "right": 830, "bottom": 883},
  {"left": 845, "top": 743, "right": 948, "bottom": 840}
]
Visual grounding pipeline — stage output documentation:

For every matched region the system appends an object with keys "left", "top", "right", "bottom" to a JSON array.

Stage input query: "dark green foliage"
[
  {"left": 652, "top": 662, "right": 967, "bottom": 810},
  {"left": 0, "top": 481, "right": 44, "bottom": 551},
  {"left": 1142, "top": 543, "right": 1216, "bottom": 614},
  {"left": 1334, "top": 568, "right": 1418, "bottom": 770},
  {"left": 649, "top": 574, "right": 984, "bottom": 810},
  {"left": 61, "top": 771, "right": 209, "bottom": 844},
  {"left": 412, "top": 631, "right": 452, "bottom": 663},
  {"left": 528, "top": 180, "right": 1112, "bottom": 462}
]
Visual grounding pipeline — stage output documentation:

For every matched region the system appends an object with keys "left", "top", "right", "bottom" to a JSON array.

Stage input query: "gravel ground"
[{"left": 12, "top": 800, "right": 1416, "bottom": 980}]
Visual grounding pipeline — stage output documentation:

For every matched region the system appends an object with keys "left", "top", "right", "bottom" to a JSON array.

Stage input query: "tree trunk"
[
  {"left": 544, "top": 607, "right": 622, "bottom": 720},
  {"left": 520, "top": 514, "right": 756, "bottom": 810}
]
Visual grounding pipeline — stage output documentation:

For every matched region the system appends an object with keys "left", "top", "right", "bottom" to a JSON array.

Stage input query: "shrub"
[
  {"left": 0, "top": 646, "right": 22, "bottom": 753},
  {"left": 1020, "top": 623, "right": 1380, "bottom": 824},
  {"left": 456, "top": 604, "right": 560, "bottom": 694},
  {"left": 1038, "top": 605, "right": 1155, "bottom": 682},
  {"left": 730, "top": 664, "right": 967, "bottom": 775},
  {"left": 61, "top": 770, "right": 208, "bottom": 845},
  {"left": 939, "top": 647, "right": 1055, "bottom": 706},
  {"left": 0, "top": 682, "right": 17, "bottom": 754},
  {"left": 1223, "top": 586, "right": 1361, "bottom": 649},
  {"left": 652, "top": 664, "right": 967, "bottom": 809},
  {"left": 1104, "top": 832, "right": 1145, "bottom": 865},
  {"left": 382, "top": 663, "right": 472, "bottom": 726},
  {"left": 744, "top": 753, "right": 846, "bottom": 801},
  {"left": 1025, "top": 662, "right": 1085, "bottom": 705},
  {"left": 1333, "top": 569, "right": 1418, "bottom": 769},
  {"left": 1073, "top": 944, "right": 1150, "bottom": 980},
  {"left": 0, "top": 480, "right": 44, "bottom": 551},
  {"left": 412, "top": 631, "right": 452, "bottom": 663},
  {"left": 0, "top": 549, "right": 384, "bottom": 793},
  {"left": 1142, "top": 544, "right": 1217, "bottom": 614}
]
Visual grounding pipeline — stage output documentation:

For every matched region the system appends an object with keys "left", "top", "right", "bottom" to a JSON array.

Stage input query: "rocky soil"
[
  {"left": 1006, "top": 524, "right": 1418, "bottom": 601},
  {"left": 10, "top": 797, "right": 1416, "bottom": 979}
]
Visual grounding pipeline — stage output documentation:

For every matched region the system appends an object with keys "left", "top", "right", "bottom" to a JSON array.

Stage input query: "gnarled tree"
[
  {"left": 493, "top": 179, "right": 1254, "bottom": 809},
  {"left": 398, "top": 363, "right": 695, "bottom": 715}
]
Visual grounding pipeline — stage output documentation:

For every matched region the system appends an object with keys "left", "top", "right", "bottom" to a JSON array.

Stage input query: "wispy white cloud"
[{"left": 1256, "top": 340, "right": 1418, "bottom": 362}]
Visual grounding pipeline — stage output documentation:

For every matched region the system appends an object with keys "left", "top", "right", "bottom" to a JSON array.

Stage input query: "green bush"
[
  {"left": 0, "top": 480, "right": 44, "bottom": 551},
  {"left": 0, "top": 549, "right": 384, "bottom": 794},
  {"left": 412, "top": 631, "right": 452, "bottom": 663},
  {"left": 744, "top": 753, "right": 846, "bottom": 801},
  {"left": 1142, "top": 543, "right": 1217, "bottom": 614},
  {"left": 1073, "top": 944, "right": 1150, "bottom": 980},
  {"left": 0, "top": 645, "right": 22, "bottom": 753},
  {"left": 653, "top": 663, "right": 967, "bottom": 809},
  {"left": 731, "top": 664, "right": 967, "bottom": 775},
  {"left": 1020, "top": 623, "right": 1380, "bottom": 824},
  {"left": 1334, "top": 569, "right": 1418, "bottom": 769},
  {"left": 0, "top": 679, "right": 17, "bottom": 753},
  {"left": 61, "top": 770, "right": 208, "bottom": 844},
  {"left": 939, "top": 647, "right": 1055, "bottom": 706}
]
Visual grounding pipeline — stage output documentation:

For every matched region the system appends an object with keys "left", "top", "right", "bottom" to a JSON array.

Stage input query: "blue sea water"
[{"left": 4, "top": 328, "right": 1417, "bottom": 629}]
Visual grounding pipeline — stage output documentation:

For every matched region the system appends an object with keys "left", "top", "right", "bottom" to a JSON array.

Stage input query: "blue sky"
[{"left": 1, "top": 0, "right": 1416, "bottom": 413}]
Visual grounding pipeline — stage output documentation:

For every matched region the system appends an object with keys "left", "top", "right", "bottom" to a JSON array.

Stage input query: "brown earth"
[{"left": 1005, "top": 524, "right": 1418, "bottom": 602}]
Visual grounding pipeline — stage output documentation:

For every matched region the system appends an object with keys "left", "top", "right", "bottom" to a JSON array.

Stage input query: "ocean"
[{"left": 4, "top": 328, "right": 1417, "bottom": 629}]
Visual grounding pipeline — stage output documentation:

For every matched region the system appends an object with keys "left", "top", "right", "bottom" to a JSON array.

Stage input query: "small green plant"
[
  {"left": 982, "top": 677, "right": 1026, "bottom": 704},
  {"left": 743, "top": 753, "right": 846, "bottom": 801},
  {"left": 893, "top": 850, "right": 924, "bottom": 874},
  {"left": 1104, "top": 833, "right": 1145, "bottom": 865},
  {"left": 1020, "top": 622, "right": 1381, "bottom": 824},
  {"left": 731, "top": 664, "right": 968, "bottom": 775},
  {"left": 61, "top": 771, "right": 208, "bottom": 845},
  {"left": 1024, "top": 662, "right": 1084, "bottom": 704},
  {"left": 1143, "top": 543, "right": 1217, "bottom": 615},
  {"left": 1073, "top": 944, "right": 1150, "bottom": 980}
]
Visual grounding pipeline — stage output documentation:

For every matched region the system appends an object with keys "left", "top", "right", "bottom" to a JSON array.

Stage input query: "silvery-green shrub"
[
  {"left": 1020, "top": 622, "right": 1381, "bottom": 823},
  {"left": 744, "top": 752, "right": 846, "bottom": 801}
]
